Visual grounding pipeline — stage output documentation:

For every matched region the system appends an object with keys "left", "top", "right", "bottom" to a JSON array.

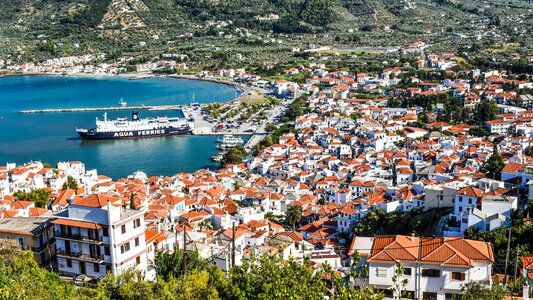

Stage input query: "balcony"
[
  {"left": 31, "top": 238, "right": 55, "bottom": 253},
  {"left": 54, "top": 231, "right": 103, "bottom": 244},
  {"left": 56, "top": 249, "right": 105, "bottom": 263}
]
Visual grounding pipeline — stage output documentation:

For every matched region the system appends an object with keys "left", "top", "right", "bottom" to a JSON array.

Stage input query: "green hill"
[{"left": 0, "top": 0, "right": 531, "bottom": 62}]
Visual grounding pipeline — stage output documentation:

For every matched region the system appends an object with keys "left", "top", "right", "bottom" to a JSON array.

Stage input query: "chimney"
[{"left": 524, "top": 283, "right": 529, "bottom": 300}]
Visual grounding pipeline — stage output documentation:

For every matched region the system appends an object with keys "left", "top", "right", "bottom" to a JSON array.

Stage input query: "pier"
[{"left": 18, "top": 105, "right": 186, "bottom": 114}]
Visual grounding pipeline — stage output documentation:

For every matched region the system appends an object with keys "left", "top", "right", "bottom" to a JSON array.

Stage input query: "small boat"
[
  {"left": 119, "top": 98, "right": 127, "bottom": 107},
  {"left": 211, "top": 154, "right": 224, "bottom": 162}
]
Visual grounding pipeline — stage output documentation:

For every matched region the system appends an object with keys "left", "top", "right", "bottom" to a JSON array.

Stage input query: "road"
[{"left": 244, "top": 99, "right": 292, "bottom": 150}]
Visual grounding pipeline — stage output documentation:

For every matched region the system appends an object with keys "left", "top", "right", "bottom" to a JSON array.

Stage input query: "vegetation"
[
  {"left": 451, "top": 282, "right": 506, "bottom": 300},
  {"left": 13, "top": 188, "right": 52, "bottom": 208},
  {"left": 354, "top": 208, "right": 452, "bottom": 236},
  {"left": 481, "top": 145, "right": 505, "bottom": 180},
  {"left": 0, "top": 247, "right": 384, "bottom": 300},
  {"left": 62, "top": 175, "right": 79, "bottom": 190},
  {"left": 284, "top": 204, "right": 303, "bottom": 230},
  {"left": 220, "top": 145, "right": 249, "bottom": 167},
  {"left": 0, "top": 250, "right": 94, "bottom": 299},
  {"left": 465, "top": 209, "right": 533, "bottom": 277}
]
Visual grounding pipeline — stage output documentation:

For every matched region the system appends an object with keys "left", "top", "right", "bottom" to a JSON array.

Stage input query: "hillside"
[{"left": 0, "top": 0, "right": 531, "bottom": 62}]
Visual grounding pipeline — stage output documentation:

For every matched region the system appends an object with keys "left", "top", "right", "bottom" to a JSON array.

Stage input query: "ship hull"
[{"left": 78, "top": 127, "right": 191, "bottom": 140}]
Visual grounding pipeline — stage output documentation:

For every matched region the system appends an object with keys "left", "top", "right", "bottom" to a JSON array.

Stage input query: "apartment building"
[
  {"left": 0, "top": 217, "right": 56, "bottom": 270},
  {"left": 52, "top": 194, "right": 147, "bottom": 279},
  {"left": 367, "top": 235, "right": 494, "bottom": 300}
]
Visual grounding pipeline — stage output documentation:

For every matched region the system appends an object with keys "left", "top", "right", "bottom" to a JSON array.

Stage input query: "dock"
[{"left": 18, "top": 105, "right": 186, "bottom": 114}]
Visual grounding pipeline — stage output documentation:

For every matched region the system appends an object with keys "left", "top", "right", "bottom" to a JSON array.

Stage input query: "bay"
[{"left": 0, "top": 75, "right": 240, "bottom": 179}]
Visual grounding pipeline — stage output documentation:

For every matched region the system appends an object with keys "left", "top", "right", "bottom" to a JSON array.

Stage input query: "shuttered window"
[
  {"left": 451, "top": 272, "right": 465, "bottom": 281},
  {"left": 376, "top": 267, "right": 388, "bottom": 277}
]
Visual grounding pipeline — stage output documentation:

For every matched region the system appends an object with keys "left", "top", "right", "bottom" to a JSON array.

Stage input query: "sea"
[{"left": 0, "top": 75, "right": 240, "bottom": 179}]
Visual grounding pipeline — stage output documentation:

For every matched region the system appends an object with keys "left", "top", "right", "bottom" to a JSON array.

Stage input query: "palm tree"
[{"left": 284, "top": 205, "right": 302, "bottom": 230}]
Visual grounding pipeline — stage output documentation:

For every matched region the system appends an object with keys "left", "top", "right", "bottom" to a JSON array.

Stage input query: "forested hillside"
[{"left": 0, "top": 0, "right": 531, "bottom": 62}]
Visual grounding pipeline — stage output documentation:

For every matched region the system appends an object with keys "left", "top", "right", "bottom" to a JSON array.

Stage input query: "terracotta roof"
[
  {"left": 73, "top": 194, "right": 118, "bottom": 208},
  {"left": 456, "top": 186, "right": 485, "bottom": 198},
  {"left": 368, "top": 235, "right": 494, "bottom": 268},
  {"left": 145, "top": 229, "right": 166, "bottom": 244}
]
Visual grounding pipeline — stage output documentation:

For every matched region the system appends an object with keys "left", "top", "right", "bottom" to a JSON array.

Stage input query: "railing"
[
  {"left": 54, "top": 231, "right": 103, "bottom": 243},
  {"left": 56, "top": 249, "right": 104, "bottom": 262},
  {"left": 31, "top": 238, "right": 54, "bottom": 253}
]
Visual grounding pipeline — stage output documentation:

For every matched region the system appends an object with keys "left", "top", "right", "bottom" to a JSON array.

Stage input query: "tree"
[
  {"left": 0, "top": 249, "right": 90, "bottom": 299},
  {"left": 482, "top": 145, "right": 505, "bottom": 180},
  {"left": 286, "top": 101, "right": 303, "bottom": 119},
  {"left": 525, "top": 146, "right": 533, "bottom": 157},
  {"left": 451, "top": 282, "right": 506, "bottom": 300},
  {"left": 220, "top": 145, "right": 248, "bottom": 167},
  {"left": 284, "top": 204, "right": 302, "bottom": 230},
  {"left": 13, "top": 189, "right": 52, "bottom": 208},
  {"left": 62, "top": 175, "right": 78, "bottom": 190},
  {"left": 154, "top": 249, "right": 207, "bottom": 280},
  {"left": 129, "top": 193, "right": 136, "bottom": 210},
  {"left": 476, "top": 100, "right": 498, "bottom": 124},
  {"left": 265, "top": 123, "right": 277, "bottom": 132},
  {"left": 391, "top": 263, "right": 408, "bottom": 299},
  {"left": 228, "top": 255, "right": 327, "bottom": 299},
  {"left": 299, "top": 0, "right": 334, "bottom": 27}
]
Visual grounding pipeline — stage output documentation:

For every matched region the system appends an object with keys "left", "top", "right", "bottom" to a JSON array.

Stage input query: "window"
[
  {"left": 468, "top": 199, "right": 472, "bottom": 205},
  {"left": 102, "top": 227, "right": 108, "bottom": 237},
  {"left": 134, "top": 219, "right": 141, "bottom": 229},
  {"left": 136, "top": 256, "right": 141, "bottom": 265},
  {"left": 422, "top": 269, "right": 441, "bottom": 277},
  {"left": 66, "top": 259, "right": 72, "bottom": 268},
  {"left": 120, "top": 242, "right": 130, "bottom": 254},
  {"left": 121, "top": 225, "right": 126, "bottom": 234},
  {"left": 403, "top": 267, "right": 412, "bottom": 276},
  {"left": 458, "top": 196, "right": 463, "bottom": 203},
  {"left": 104, "top": 246, "right": 110, "bottom": 256},
  {"left": 376, "top": 267, "right": 388, "bottom": 277},
  {"left": 135, "top": 237, "right": 139, "bottom": 247},
  {"left": 459, "top": 207, "right": 463, "bottom": 212},
  {"left": 106, "top": 265, "right": 111, "bottom": 273},
  {"left": 451, "top": 272, "right": 465, "bottom": 281},
  {"left": 94, "top": 263, "right": 100, "bottom": 273}
]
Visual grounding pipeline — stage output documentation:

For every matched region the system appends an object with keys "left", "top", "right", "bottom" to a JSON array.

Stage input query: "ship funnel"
[{"left": 132, "top": 112, "right": 139, "bottom": 121}]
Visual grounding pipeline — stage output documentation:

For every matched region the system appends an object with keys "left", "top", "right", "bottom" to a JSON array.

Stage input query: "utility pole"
[
  {"left": 231, "top": 223, "right": 236, "bottom": 268},
  {"left": 183, "top": 225, "right": 187, "bottom": 277},
  {"left": 514, "top": 245, "right": 520, "bottom": 285},
  {"left": 503, "top": 227, "right": 512, "bottom": 287}
]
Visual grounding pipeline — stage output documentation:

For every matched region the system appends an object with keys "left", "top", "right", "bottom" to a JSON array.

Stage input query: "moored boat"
[{"left": 76, "top": 112, "right": 191, "bottom": 140}]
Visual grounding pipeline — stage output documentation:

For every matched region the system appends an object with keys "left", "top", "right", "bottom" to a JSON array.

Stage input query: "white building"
[
  {"left": 367, "top": 235, "right": 494, "bottom": 300},
  {"left": 53, "top": 194, "right": 148, "bottom": 279}
]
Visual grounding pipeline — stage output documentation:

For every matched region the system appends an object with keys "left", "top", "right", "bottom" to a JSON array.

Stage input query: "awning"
[{"left": 52, "top": 218, "right": 102, "bottom": 230}]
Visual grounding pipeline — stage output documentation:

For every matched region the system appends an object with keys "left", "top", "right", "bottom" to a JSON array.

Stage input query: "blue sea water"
[{"left": 0, "top": 75, "right": 239, "bottom": 179}]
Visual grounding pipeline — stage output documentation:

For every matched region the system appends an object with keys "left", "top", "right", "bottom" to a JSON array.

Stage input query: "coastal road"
[{"left": 244, "top": 99, "right": 291, "bottom": 150}]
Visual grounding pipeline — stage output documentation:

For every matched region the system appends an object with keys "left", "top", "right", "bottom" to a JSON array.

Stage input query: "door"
[
  {"left": 65, "top": 240, "right": 71, "bottom": 254},
  {"left": 79, "top": 261, "right": 86, "bottom": 274}
]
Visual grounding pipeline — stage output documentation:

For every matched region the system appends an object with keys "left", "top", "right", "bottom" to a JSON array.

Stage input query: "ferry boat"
[
  {"left": 76, "top": 112, "right": 191, "bottom": 140},
  {"left": 118, "top": 98, "right": 127, "bottom": 107},
  {"left": 217, "top": 135, "right": 244, "bottom": 146}
]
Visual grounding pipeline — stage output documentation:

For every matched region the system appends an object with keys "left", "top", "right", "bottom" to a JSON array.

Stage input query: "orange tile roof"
[{"left": 368, "top": 235, "right": 494, "bottom": 268}]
